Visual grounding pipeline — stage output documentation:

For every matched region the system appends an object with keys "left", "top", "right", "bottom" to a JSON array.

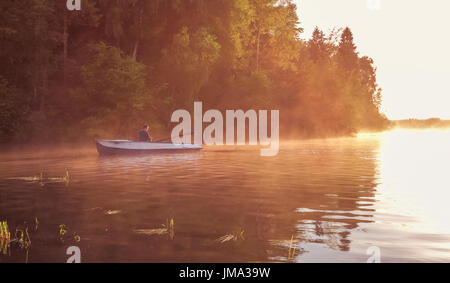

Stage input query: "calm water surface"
[{"left": 1, "top": 130, "right": 450, "bottom": 262}]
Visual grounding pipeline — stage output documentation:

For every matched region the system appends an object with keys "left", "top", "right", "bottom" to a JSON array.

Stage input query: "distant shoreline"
[{"left": 392, "top": 118, "right": 450, "bottom": 129}]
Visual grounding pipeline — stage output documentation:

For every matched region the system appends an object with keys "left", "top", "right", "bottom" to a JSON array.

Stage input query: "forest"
[{"left": 0, "top": 0, "right": 390, "bottom": 143}]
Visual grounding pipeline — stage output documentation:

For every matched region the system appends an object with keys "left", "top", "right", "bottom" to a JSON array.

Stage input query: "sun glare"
[{"left": 375, "top": 130, "right": 450, "bottom": 234}]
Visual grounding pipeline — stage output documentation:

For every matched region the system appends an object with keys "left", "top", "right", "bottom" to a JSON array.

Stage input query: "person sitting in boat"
[{"left": 138, "top": 125, "right": 153, "bottom": 142}]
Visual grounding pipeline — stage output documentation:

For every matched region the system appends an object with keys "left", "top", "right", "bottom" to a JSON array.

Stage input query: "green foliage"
[
  {"left": 157, "top": 27, "right": 221, "bottom": 110},
  {"left": 289, "top": 26, "right": 390, "bottom": 137},
  {"left": 70, "top": 42, "right": 150, "bottom": 138},
  {"left": 0, "top": 77, "right": 28, "bottom": 142},
  {"left": 0, "top": 0, "right": 389, "bottom": 142}
]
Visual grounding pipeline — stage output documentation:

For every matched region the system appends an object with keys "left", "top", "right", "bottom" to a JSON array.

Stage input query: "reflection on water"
[{"left": 1, "top": 130, "right": 450, "bottom": 262}]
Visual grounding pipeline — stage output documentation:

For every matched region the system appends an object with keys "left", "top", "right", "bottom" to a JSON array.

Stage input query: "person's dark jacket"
[{"left": 138, "top": 129, "right": 152, "bottom": 142}]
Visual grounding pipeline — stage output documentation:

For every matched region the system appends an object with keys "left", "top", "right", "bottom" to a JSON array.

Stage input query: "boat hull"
[{"left": 96, "top": 140, "right": 202, "bottom": 155}]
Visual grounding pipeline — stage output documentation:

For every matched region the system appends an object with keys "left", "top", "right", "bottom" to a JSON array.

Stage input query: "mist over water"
[{"left": 1, "top": 130, "right": 450, "bottom": 262}]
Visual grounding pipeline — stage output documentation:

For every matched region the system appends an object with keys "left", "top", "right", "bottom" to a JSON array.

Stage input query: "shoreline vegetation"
[{"left": 2, "top": 0, "right": 390, "bottom": 145}]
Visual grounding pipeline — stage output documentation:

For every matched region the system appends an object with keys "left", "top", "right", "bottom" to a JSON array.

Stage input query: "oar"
[{"left": 154, "top": 131, "right": 195, "bottom": 143}]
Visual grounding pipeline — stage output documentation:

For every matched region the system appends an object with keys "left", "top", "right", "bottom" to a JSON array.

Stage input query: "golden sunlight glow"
[
  {"left": 374, "top": 130, "right": 450, "bottom": 234},
  {"left": 297, "top": 0, "right": 450, "bottom": 119}
]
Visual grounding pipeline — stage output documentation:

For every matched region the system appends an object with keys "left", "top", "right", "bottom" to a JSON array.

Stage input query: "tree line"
[{"left": 0, "top": 0, "right": 390, "bottom": 143}]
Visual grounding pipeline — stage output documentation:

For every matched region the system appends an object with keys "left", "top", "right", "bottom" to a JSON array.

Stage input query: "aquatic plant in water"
[
  {"left": 15, "top": 227, "right": 32, "bottom": 250},
  {"left": 8, "top": 170, "right": 70, "bottom": 187},
  {"left": 11, "top": 223, "right": 33, "bottom": 263},
  {"left": 104, "top": 210, "right": 121, "bottom": 215},
  {"left": 133, "top": 218, "right": 175, "bottom": 240},
  {"left": 2, "top": 219, "right": 79, "bottom": 262},
  {"left": 287, "top": 235, "right": 297, "bottom": 260},
  {"left": 59, "top": 224, "right": 81, "bottom": 244},
  {"left": 0, "top": 221, "right": 11, "bottom": 240},
  {"left": 0, "top": 221, "right": 11, "bottom": 255},
  {"left": 165, "top": 218, "right": 175, "bottom": 240},
  {"left": 59, "top": 169, "right": 70, "bottom": 186},
  {"left": 1, "top": 220, "right": 35, "bottom": 260},
  {"left": 47, "top": 170, "right": 70, "bottom": 186},
  {"left": 215, "top": 229, "right": 245, "bottom": 244}
]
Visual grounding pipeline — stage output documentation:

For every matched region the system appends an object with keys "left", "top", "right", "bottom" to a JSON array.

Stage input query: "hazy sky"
[{"left": 295, "top": 0, "right": 450, "bottom": 119}]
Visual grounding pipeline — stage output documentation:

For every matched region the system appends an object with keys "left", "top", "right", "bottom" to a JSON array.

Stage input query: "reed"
[
  {"left": 166, "top": 218, "right": 175, "bottom": 240},
  {"left": 35, "top": 217, "right": 39, "bottom": 231},
  {"left": 63, "top": 169, "right": 70, "bottom": 186},
  {"left": 0, "top": 221, "right": 11, "bottom": 240},
  {"left": 133, "top": 217, "right": 175, "bottom": 240},
  {"left": 215, "top": 229, "right": 245, "bottom": 244},
  {"left": 1, "top": 220, "right": 36, "bottom": 261},
  {"left": 0, "top": 221, "right": 11, "bottom": 256},
  {"left": 1, "top": 218, "right": 76, "bottom": 262},
  {"left": 15, "top": 227, "right": 32, "bottom": 250},
  {"left": 287, "top": 235, "right": 297, "bottom": 260}
]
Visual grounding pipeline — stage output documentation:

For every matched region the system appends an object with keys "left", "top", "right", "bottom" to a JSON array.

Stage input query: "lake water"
[{"left": 1, "top": 130, "right": 450, "bottom": 263}]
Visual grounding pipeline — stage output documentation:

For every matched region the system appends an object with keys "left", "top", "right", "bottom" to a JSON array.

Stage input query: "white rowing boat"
[{"left": 96, "top": 140, "right": 202, "bottom": 155}]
